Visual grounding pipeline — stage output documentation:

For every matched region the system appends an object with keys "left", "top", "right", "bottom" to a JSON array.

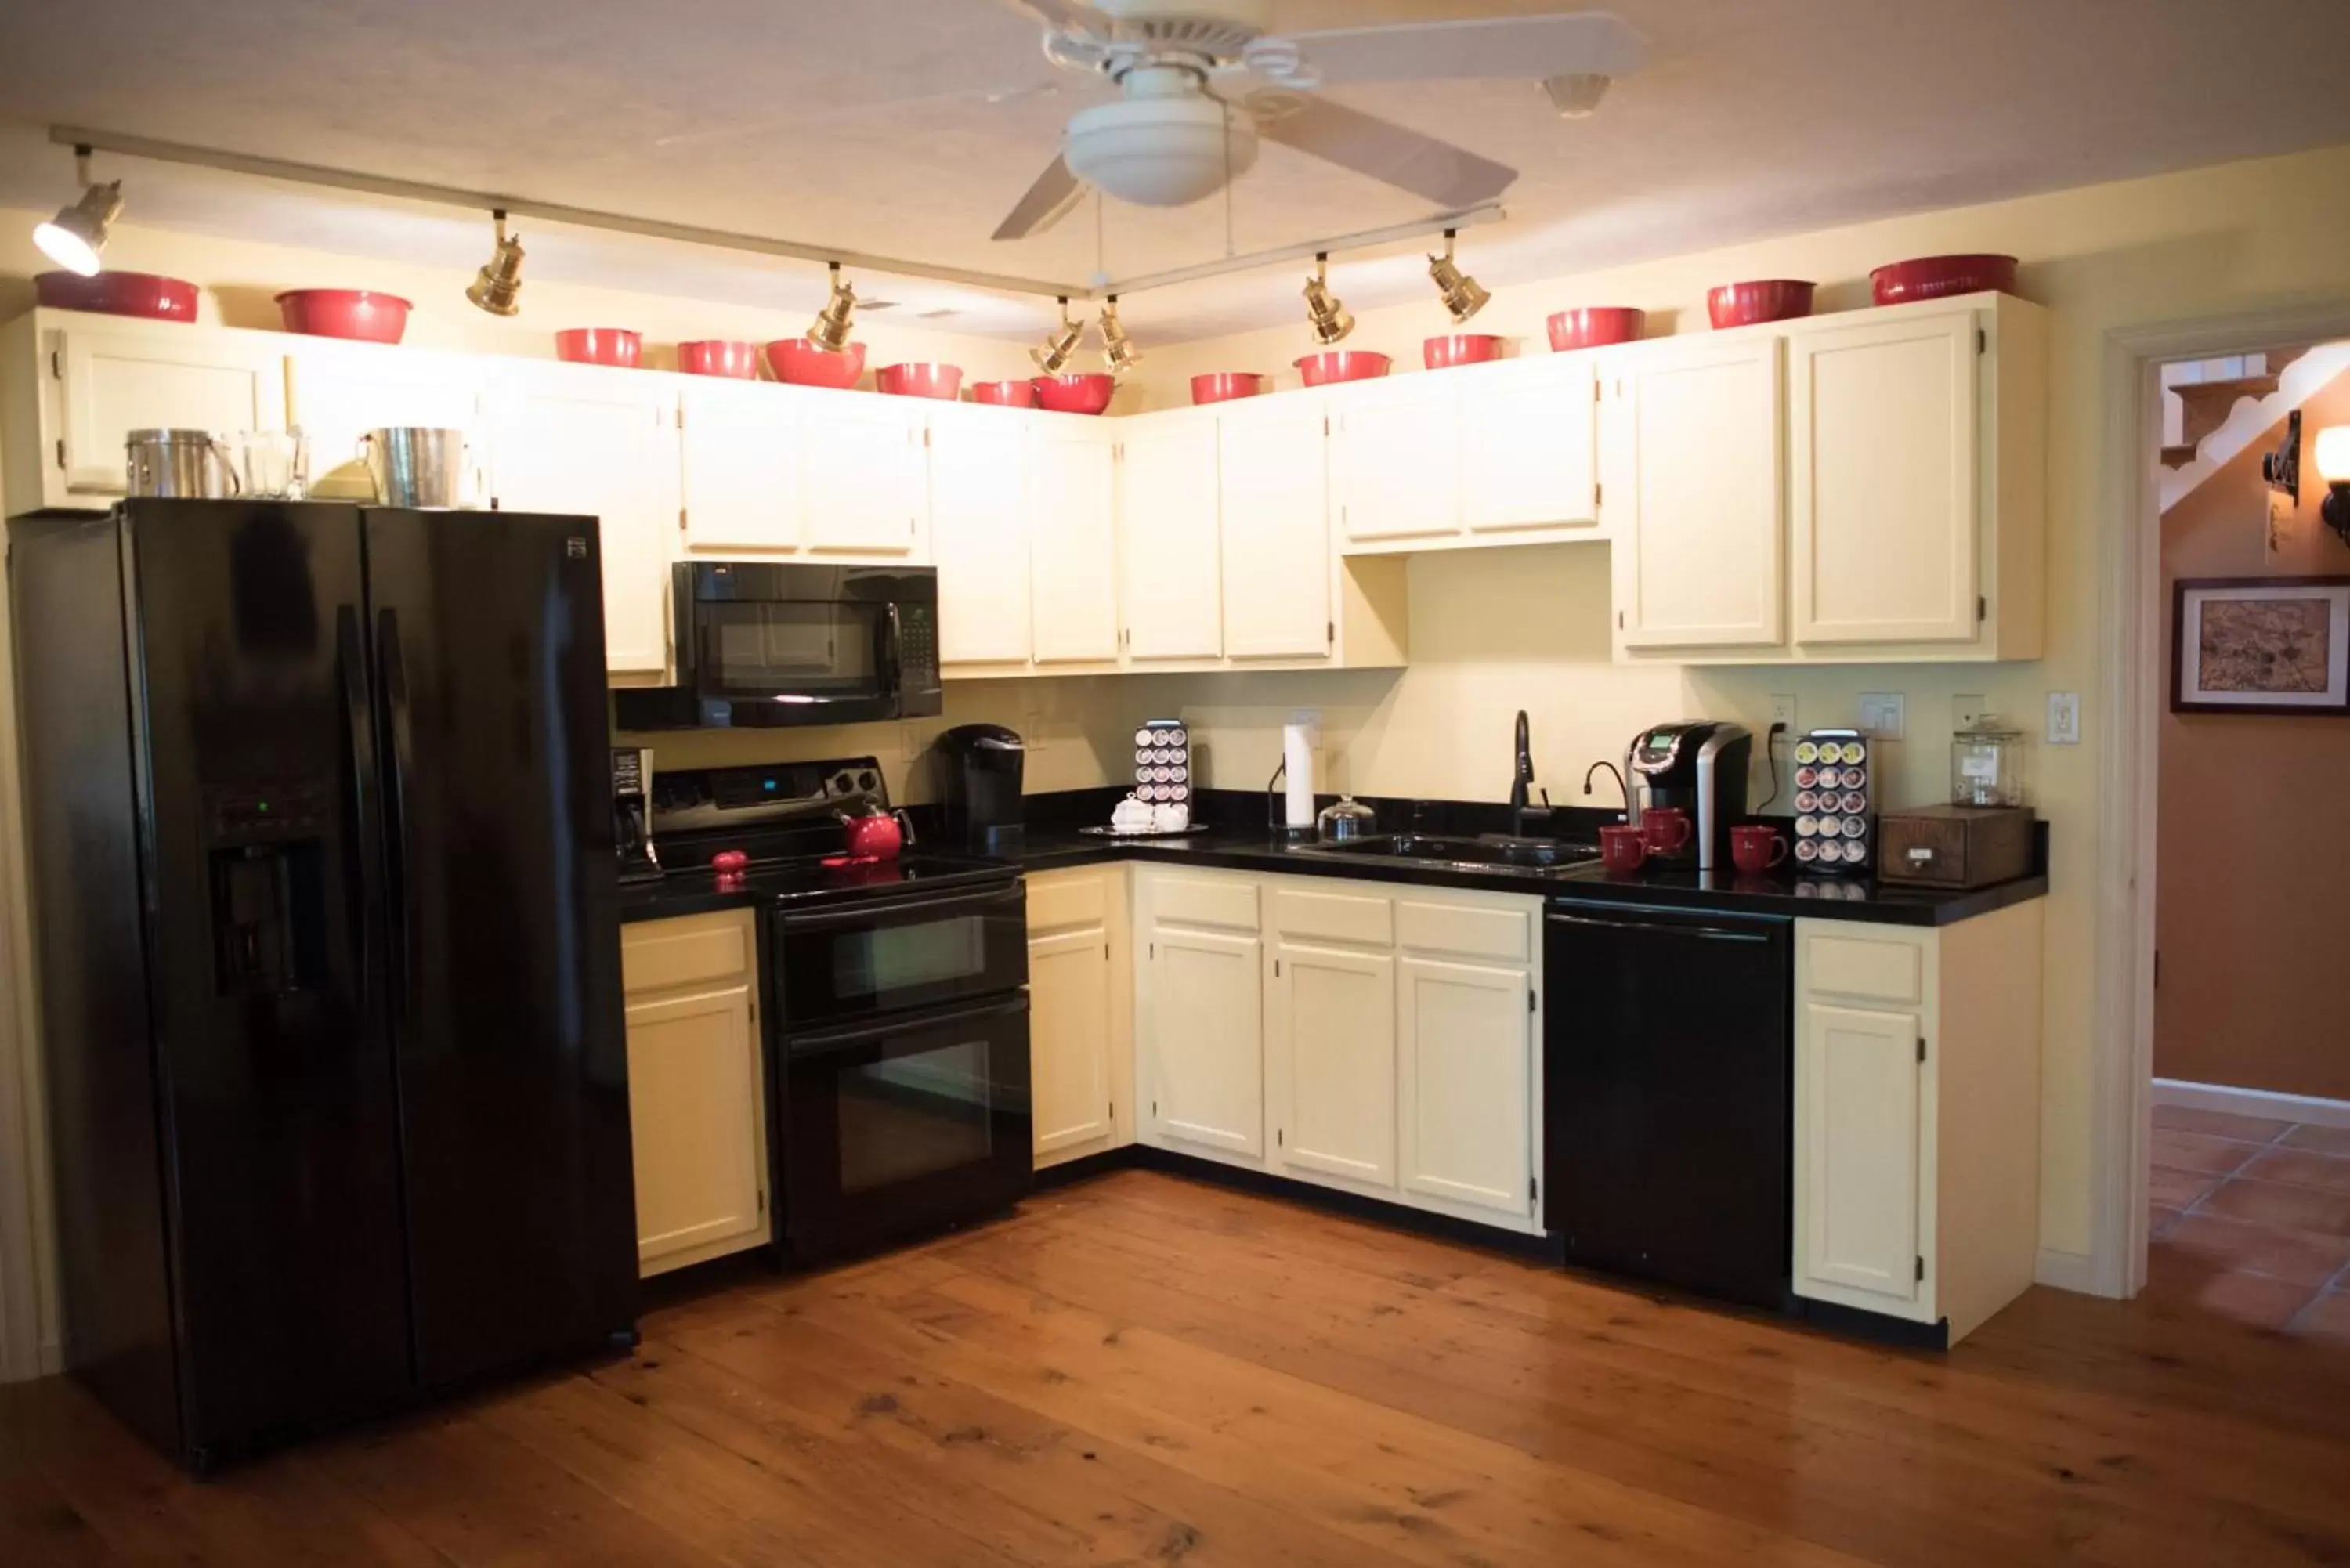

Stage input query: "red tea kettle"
[{"left": 837, "top": 800, "right": 916, "bottom": 860}]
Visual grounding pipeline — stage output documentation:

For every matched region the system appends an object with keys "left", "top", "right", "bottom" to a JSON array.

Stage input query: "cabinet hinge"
[
  {"left": 1976, "top": 328, "right": 1987, "bottom": 355},
  {"left": 758, "top": 1187, "right": 767, "bottom": 1214},
  {"left": 1917, "top": 1035, "right": 1927, "bottom": 1064},
  {"left": 1148, "top": 942, "right": 1155, "bottom": 959},
  {"left": 1617, "top": 610, "right": 1626, "bottom": 630},
  {"left": 1152, "top": 1100, "right": 1157, "bottom": 1117},
  {"left": 1592, "top": 379, "right": 1601, "bottom": 403},
  {"left": 1530, "top": 1175, "right": 1539, "bottom": 1201},
  {"left": 747, "top": 995, "right": 756, "bottom": 1023},
  {"left": 674, "top": 406, "right": 685, "bottom": 429},
  {"left": 1325, "top": 620, "right": 1335, "bottom": 646},
  {"left": 1976, "top": 594, "right": 1987, "bottom": 623},
  {"left": 55, "top": 438, "right": 67, "bottom": 471},
  {"left": 49, "top": 350, "right": 62, "bottom": 380},
  {"left": 678, "top": 507, "right": 689, "bottom": 534},
  {"left": 1593, "top": 482, "right": 1603, "bottom": 507},
  {"left": 1915, "top": 1254, "right": 1925, "bottom": 1281},
  {"left": 1321, "top": 415, "right": 1330, "bottom": 437},
  {"left": 1104, "top": 944, "right": 1111, "bottom": 962},
  {"left": 1528, "top": 989, "right": 1536, "bottom": 1013},
  {"left": 1274, "top": 959, "right": 1282, "bottom": 977}
]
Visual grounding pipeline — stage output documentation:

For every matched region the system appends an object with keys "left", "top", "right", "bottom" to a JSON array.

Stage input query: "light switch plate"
[
  {"left": 1856, "top": 692, "right": 1907, "bottom": 740},
  {"left": 2047, "top": 691, "right": 2081, "bottom": 745}
]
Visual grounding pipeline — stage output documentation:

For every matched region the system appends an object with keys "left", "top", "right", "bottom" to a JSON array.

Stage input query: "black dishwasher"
[{"left": 1544, "top": 899, "right": 1792, "bottom": 1310}]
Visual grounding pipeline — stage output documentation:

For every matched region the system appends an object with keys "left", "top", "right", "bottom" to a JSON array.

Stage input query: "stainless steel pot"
[
  {"left": 125, "top": 429, "right": 241, "bottom": 498},
  {"left": 359, "top": 427, "right": 468, "bottom": 508}
]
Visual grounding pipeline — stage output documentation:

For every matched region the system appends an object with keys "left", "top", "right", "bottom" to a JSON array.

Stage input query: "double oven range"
[{"left": 625, "top": 755, "right": 1032, "bottom": 1261}]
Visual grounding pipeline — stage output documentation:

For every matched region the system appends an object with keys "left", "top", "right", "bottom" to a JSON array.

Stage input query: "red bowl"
[
  {"left": 1871, "top": 254, "right": 2018, "bottom": 306},
  {"left": 1423, "top": 334, "right": 1505, "bottom": 370},
  {"left": 555, "top": 328, "right": 642, "bottom": 368},
  {"left": 877, "top": 362, "right": 964, "bottom": 399},
  {"left": 678, "top": 339, "right": 760, "bottom": 378},
  {"left": 35, "top": 270, "right": 198, "bottom": 323},
  {"left": 1294, "top": 351, "right": 1393, "bottom": 387},
  {"left": 1706, "top": 280, "right": 1815, "bottom": 330},
  {"left": 1191, "top": 372, "right": 1267, "bottom": 405},
  {"left": 766, "top": 339, "right": 865, "bottom": 388},
  {"left": 1546, "top": 307, "right": 1643, "bottom": 352},
  {"left": 275, "top": 288, "right": 411, "bottom": 343},
  {"left": 969, "top": 378, "right": 1037, "bottom": 407},
  {"left": 1031, "top": 373, "right": 1115, "bottom": 415}
]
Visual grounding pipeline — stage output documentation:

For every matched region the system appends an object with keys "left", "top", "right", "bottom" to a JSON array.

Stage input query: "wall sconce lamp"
[
  {"left": 33, "top": 145, "right": 123, "bottom": 276},
  {"left": 465, "top": 210, "right": 524, "bottom": 316},
  {"left": 2261, "top": 408, "right": 2301, "bottom": 505},
  {"left": 1303, "top": 253, "right": 1354, "bottom": 345},
  {"left": 2317, "top": 424, "right": 2350, "bottom": 547}
]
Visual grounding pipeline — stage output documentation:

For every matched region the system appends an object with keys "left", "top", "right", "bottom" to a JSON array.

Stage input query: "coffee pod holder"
[{"left": 1789, "top": 727, "right": 1875, "bottom": 876}]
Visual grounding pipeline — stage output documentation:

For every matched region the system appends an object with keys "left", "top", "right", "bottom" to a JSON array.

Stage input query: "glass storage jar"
[{"left": 1950, "top": 719, "right": 2026, "bottom": 807}]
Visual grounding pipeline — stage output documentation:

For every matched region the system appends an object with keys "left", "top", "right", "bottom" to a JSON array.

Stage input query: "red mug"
[
  {"left": 1730, "top": 825, "right": 1788, "bottom": 873},
  {"left": 1639, "top": 807, "right": 1694, "bottom": 857},
  {"left": 1600, "top": 823, "right": 1647, "bottom": 874}
]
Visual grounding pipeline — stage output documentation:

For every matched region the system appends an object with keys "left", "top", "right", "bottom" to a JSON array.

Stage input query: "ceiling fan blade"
[
  {"left": 1285, "top": 11, "right": 1647, "bottom": 85},
  {"left": 992, "top": 0, "right": 1097, "bottom": 34},
  {"left": 1260, "top": 99, "right": 1518, "bottom": 208},
  {"left": 992, "top": 154, "right": 1088, "bottom": 240}
]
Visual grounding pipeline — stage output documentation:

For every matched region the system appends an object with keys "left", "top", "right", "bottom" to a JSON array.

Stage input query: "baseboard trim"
[
  {"left": 2151, "top": 1077, "right": 2350, "bottom": 1130},
  {"left": 2034, "top": 1245, "right": 2101, "bottom": 1296}
]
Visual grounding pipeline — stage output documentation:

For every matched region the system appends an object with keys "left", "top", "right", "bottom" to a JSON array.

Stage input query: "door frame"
[{"left": 2093, "top": 301, "right": 2350, "bottom": 1301}]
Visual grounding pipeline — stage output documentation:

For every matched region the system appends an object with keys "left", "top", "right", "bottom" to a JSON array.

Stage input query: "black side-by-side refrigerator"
[{"left": 9, "top": 499, "right": 637, "bottom": 1469}]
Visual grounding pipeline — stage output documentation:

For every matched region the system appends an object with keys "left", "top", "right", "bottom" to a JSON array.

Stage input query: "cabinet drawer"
[
  {"left": 1029, "top": 872, "right": 1110, "bottom": 934},
  {"left": 1803, "top": 932, "right": 1923, "bottom": 1004},
  {"left": 623, "top": 912, "right": 754, "bottom": 996},
  {"left": 1271, "top": 887, "right": 1393, "bottom": 948},
  {"left": 1396, "top": 900, "right": 1531, "bottom": 963},
  {"left": 1152, "top": 874, "right": 1260, "bottom": 933}
]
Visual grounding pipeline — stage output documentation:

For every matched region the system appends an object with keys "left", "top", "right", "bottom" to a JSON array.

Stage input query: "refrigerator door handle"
[
  {"left": 376, "top": 607, "right": 418, "bottom": 1035},
  {"left": 337, "top": 606, "right": 376, "bottom": 1009}
]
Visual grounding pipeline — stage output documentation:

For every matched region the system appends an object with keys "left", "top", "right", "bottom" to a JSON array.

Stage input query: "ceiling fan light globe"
[
  {"left": 1542, "top": 73, "right": 1611, "bottom": 118},
  {"left": 1065, "top": 96, "right": 1258, "bottom": 208}
]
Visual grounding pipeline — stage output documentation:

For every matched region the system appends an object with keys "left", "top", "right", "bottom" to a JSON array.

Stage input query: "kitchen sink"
[{"left": 1294, "top": 833, "right": 1603, "bottom": 873}]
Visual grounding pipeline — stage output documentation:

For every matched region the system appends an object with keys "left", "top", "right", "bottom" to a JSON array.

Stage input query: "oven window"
[
  {"left": 701, "top": 602, "right": 881, "bottom": 698},
  {"left": 837, "top": 1039, "right": 994, "bottom": 1193},
  {"left": 833, "top": 916, "right": 989, "bottom": 1002}
]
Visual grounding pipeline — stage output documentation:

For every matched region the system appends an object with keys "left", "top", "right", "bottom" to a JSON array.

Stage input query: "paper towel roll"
[{"left": 1283, "top": 721, "right": 1315, "bottom": 829}]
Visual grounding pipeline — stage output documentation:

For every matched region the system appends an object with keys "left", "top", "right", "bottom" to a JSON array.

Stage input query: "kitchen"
[{"left": 2, "top": 2, "right": 2350, "bottom": 1562}]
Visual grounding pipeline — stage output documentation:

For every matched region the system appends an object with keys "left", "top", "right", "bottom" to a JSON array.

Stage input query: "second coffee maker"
[
  {"left": 1625, "top": 721, "right": 1753, "bottom": 873},
  {"left": 932, "top": 723, "right": 1027, "bottom": 854}
]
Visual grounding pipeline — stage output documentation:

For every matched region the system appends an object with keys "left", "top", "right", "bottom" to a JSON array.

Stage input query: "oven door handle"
[
  {"left": 784, "top": 992, "right": 1029, "bottom": 1059},
  {"left": 776, "top": 881, "right": 1024, "bottom": 934}
]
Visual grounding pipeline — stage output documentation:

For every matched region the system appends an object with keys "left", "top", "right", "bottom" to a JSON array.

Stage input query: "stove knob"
[
  {"left": 830, "top": 771, "right": 855, "bottom": 796},
  {"left": 858, "top": 769, "right": 880, "bottom": 793}
]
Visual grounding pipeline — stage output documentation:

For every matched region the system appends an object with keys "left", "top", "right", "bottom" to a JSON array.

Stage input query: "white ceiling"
[{"left": 2, "top": 0, "right": 2347, "bottom": 341}]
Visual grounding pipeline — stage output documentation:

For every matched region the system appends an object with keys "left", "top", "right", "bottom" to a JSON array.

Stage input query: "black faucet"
[
  {"left": 1508, "top": 710, "right": 1546, "bottom": 838},
  {"left": 1583, "top": 759, "right": 1633, "bottom": 823}
]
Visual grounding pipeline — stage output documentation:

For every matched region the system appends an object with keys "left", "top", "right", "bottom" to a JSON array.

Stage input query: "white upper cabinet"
[
  {"left": 1217, "top": 399, "right": 1332, "bottom": 660},
  {"left": 678, "top": 377, "right": 803, "bottom": 554},
  {"left": 928, "top": 404, "right": 1032, "bottom": 665},
  {"left": 1117, "top": 418, "right": 1223, "bottom": 661},
  {"left": 483, "top": 361, "right": 679, "bottom": 676},
  {"left": 46, "top": 317, "right": 287, "bottom": 501},
  {"left": 1332, "top": 378, "right": 1461, "bottom": 544},
  {"left": 1788, "top": 309, "right": 1979, "bottom": 645},
  {"left": 799, "top": 394, "right": 927, "bottom": 556},
  {"left": 284, "top": 340, "right": 486, "bottom": 503},
  {"left": 1028, "top": 421, "right": 1121, "bottom": 663},
  {"left": 1614, "top": 334, "right": 1785, "bottom": 649},
  {"left": 1459, "top": 356, "right": 1600, "bottom": 535}
]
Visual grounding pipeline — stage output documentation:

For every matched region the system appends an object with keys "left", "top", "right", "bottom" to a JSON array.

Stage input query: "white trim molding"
[
  {"left": 2034, "top": 1246, "right": 2099, "bottom": 1295},
  {"left": 2153, "top": 1078, "right": 2350, "bottom": 1132}
]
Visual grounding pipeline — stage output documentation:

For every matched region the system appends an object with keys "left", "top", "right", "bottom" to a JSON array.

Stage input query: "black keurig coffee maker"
[
  {"left": 1626, "top": 721, "right": 1753, "bottom": 872},
  {"left": 934, "top": 724, "right": 1026, "bottom": 854}
]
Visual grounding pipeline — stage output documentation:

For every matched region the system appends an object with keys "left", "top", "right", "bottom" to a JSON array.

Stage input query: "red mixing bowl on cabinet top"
[
  {"left": 1546, "top": 307, "right": 1643, "bottom": 352},
  {"left": 969, "top": 379, "right": 1037, "bottom": 406},
  {"left": 1705, "top": 280, "right": 1815, "bottom": 330},
  {"left": 766, "top": 338, "right": 865, "bottom": 388},
  {"left": 555, "top": 327, "right": 642, "bottom": 367},
  {"left": 1423, "top": 334, "right": 1504, "bottom": 370},
  {"left": 1032, "top": 373, "right": 1115, "bottom": 414},
  {"left": 1191, "top": 372, "right": 1267, "bottom": 405},
  {"left": 678, "top": 339, "right": 760, "bottom": 378},
  {"left": 1294, "top": 351, "right": 1392, "bottom": 386},
  {"left": 36, "top": 271, "right": 199, "bottom": 323},
  {"left": 276, "top": 289, "right": 411, "bottom": 343},
  {"left": 1870, "top": 254, "right": 2018, "bottom": 305},
  {"left": 877, "top": 362, "right": 964, "bottom": 399}
]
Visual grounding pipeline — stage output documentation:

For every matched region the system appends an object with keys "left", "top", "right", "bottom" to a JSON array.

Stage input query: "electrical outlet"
[
  {"left": 2047, "top": 691, "right": 2081, "bottom": 745},
  {"left": 1953, "top": 693, "right": 1987, "bottom": 734},
  {"left": 1856, "top": 692, "right": 1907, "bottom": 740},
  {"left": 1769, "top": 695, "right": 1799, "bottom": 732}
]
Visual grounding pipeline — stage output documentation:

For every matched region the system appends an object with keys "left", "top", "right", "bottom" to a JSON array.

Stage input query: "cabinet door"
[
  {"left": 1460, "top": 359, "right": 1598, "bottom": 534},
  {"left": 54, "top": 322, "right": 287, "bottom": 497},
  {"left": 1271, "top": 941, "right": 1395, "bottom": 1187},
  {"left": 1795, "top": 1001, "right": 1923, "bottom": 1304},
  {"left": 1789, "top": 310, "right": 1979, "bottom": 645},
  {"left": 679, "top": 378, "right": 804, "bottom": 553},
  {"left": 1145, "top": 926, "right": 1264, "bottom": 1158},
  {"left": 624, "top": 983, "right": 767, "bottom": 1274},
  {"left": 485, "top": 365, "right": 678, "bottom": 675},
  {"left": 1029, "top": 927, "right": 1114, "bottom": 1156},
  {"left": 1218, "top": 402, "right": 1332, "bottom": 659},
  {"left": 799, "top": 396, "right": 926, "bottom": 555},
  {"left": 1028, "top": 423, "right": 1121, "bottom": 663},
  {"left": 1332, "top": 380, "right": 1460, "bottom": 544},
  {"left": 929, "top": 408, "right": 1032, "bottom": 665},
  {"left": 1397, "top": 956, "right": 1531, "bottom": 1216},
  {"left": 1618, "top": 337, "right": 1784, "bottom": 648},
  {"left": 285, "top": 341, "right": 485, "bottom": 502},
  {"left": 1118, "top": 421, "right": 1223, "bottom": 660}
]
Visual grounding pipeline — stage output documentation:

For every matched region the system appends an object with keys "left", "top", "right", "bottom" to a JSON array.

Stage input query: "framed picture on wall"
[{"left": 2170, "top": 576, "right": 2350, "bottom": 714}]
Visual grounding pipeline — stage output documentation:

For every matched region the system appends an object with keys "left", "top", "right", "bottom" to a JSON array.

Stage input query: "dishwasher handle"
[{"left": 1546, "top": 909, "right": 1775, "bottom": 944}]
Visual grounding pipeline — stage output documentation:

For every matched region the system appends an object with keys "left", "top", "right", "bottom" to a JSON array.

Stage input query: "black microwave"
[{"left": 610, "top": 562, "right": 942, "bottom": 730}]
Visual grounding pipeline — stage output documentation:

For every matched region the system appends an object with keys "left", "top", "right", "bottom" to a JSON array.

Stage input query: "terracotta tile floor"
[{"left": 2148, "top": 1104, "right": 2350, "bottom": 1337}]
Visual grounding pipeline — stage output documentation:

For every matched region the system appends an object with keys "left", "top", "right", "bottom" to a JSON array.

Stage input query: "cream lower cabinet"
[
  {"left": 1268, "top": 886, "right": 1398, "bottom": 1189},
  {"left": 620, "top": 910, "right": 771, "bottom": 1277},
  {"left": 1139, "top": 873, "right": 1266, "bottom": 1159},
  {"left": 1027, "top": 866, "right": 1134, "bottom": 1169},
  {"left": 1791, "top": 901, "right": 2044, "bottom": 1344}
]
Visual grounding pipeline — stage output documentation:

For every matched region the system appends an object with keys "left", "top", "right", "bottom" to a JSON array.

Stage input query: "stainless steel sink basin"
[{"left": 1295, "top": 833, "right": 1603, "bottom": 873}]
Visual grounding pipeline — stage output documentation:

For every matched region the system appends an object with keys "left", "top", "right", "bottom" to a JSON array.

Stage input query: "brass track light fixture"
[
  {"left": 34, "top": 145, "right": 123, "bottom": 276},
  {"left": 1099, "top": 296, "right": 1141, "bottom": 375},
  {"left": 1032, "top": 295, "right": 1083, "bottom": 374},
  {"left": 1428, "top": 229, "right": 1491, "bottom": 324},
  {"left": 465, "top": 209, "right": 525, "bottom": 316},
  {"left": 807, "top": 262, "right": 857, "bottom": 352},
  {"left": 1303, "top": 253, "right": 1354, "bottom": 345}
]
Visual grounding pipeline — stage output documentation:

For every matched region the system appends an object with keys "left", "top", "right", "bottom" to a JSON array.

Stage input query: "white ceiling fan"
[{"left": 988, "top": 0, "right": 1646, "bottom": 241}]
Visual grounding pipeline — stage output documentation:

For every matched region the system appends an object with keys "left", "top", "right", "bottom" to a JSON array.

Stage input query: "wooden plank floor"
[{"left": 6, "top": 1167, "right": 2350, "bottom": 1566}]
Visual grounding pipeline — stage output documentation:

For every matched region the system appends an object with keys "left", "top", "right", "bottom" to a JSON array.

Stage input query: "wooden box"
[{"left": 1878, "top": 804, "right": 2035, "bottom": 890}]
